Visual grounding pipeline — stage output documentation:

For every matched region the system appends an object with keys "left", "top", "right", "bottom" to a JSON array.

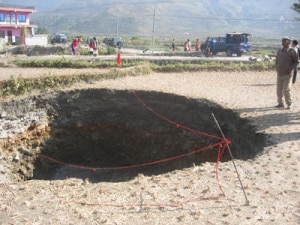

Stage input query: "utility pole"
[
  {"left": 116, "top": 17, "right": 119, "bottom": 37},
  {"left": 152, "top": 8, "right": 155, "bottom": 54}
]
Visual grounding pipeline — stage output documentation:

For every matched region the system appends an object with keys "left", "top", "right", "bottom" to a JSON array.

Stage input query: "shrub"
[{"left": 106, "top": 46, "right": 117, "bottom": 55}]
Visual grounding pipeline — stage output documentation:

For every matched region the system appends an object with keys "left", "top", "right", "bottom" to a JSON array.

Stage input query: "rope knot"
[{"left": 223, "top": 138, "right": 231, "bottom": 145}]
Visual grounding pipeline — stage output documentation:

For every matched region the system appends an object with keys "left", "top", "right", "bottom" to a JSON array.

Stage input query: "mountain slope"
[{"left": 2, "top": 0, "right": 299, "bottom": 39}]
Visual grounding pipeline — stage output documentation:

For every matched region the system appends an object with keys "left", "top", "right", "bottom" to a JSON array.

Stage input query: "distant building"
[{"left": 0, "top": 4, "right": 37, "bottom": 45}]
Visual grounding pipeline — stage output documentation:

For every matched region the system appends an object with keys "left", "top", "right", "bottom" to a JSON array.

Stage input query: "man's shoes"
[
  {"left": 275, "top": 104, "right": 284, "bottom": 108},
  {"left": 287, "top": 104, "right": 293, "bottom": 109}
]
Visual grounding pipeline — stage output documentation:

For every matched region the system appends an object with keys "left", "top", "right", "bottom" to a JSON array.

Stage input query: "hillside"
[{"left": 2, "top": 0, "right": 299, "bottom": 39}]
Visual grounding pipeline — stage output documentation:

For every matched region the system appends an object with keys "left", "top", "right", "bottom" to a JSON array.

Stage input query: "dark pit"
[{"left": 30, "top": 89, "right": 265, "bottom": 182}]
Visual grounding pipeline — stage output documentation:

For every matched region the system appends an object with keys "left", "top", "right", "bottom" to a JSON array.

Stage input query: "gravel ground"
[{"left": 0, "top": 55, "right": 299, "bottom": 225}]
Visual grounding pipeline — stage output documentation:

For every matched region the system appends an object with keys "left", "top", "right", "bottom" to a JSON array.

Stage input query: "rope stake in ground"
[{"left": 211, "top": 112, "right": 250, "bottom": 206}]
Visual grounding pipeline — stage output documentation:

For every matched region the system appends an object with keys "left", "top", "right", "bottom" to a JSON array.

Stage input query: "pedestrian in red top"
[
  {"left": 89, "top": 39, "right": 94, "bottom": 55},
  {"left": 89, "top": 37, "right": 98, "bottom": 56},
  {"left": 71, "top": 38, "right": 80, "bottom": 55}
]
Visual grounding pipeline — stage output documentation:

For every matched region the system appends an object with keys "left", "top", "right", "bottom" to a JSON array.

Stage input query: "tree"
[
  {"left": 292, "top": 1, "right": 300, "bottom": 13},
  {"left": 20, "top": 27, "right": 28, "bottom": 46},
  {"left": 36, "top": 27, "right": 49, "bottom": 35}
]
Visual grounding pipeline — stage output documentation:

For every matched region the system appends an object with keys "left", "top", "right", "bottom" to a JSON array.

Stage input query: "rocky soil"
[{"left": 0, "top": 54, "right": 299, "bottom": 225}]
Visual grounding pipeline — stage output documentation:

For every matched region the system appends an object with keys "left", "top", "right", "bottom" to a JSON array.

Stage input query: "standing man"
[
  {"left": 171, "top": 38, "right": 176, "bottom": 51},
  {"left": 92, "top": 37, "right": 98, "bottom": 56},
  {"left": 195, "top": 38, "right": 201, "bottom": 51},
  {"left": 292, "top": 40, "right": 299, "bottom": 84},
  {"left": 275, "top": 37, "right": 299, "bottom": 109},
  {"left": 205, "top": 37, "right": 210, "bottom": 57},
  {"left": 187, "top": 39, "right": 191, "bottom": 53}
]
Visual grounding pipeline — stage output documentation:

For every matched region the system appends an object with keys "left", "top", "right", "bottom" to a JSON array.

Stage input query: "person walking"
[
  {"left": 184, "top": 41, "right": 189, "bottom": 52},
  {"left": 205, "top": 37, "right": 210, "bottom": 57},
  {"left": 71, "top": 37, "right": 80, "bottom": 55},
  {"left": 187, "top": 39, "right": 191, "bottom": 53},
  {"left": 275, "top": 37, "right": 299, "bottom": 109},
  {"left": 171, "top": 38, "right": 176, "bottom": 51},
  {"left": 195, "top": 38, "right": 200, "bottom": 51},
  {"left": 89, "top": 38, "right": 94, "bottom": 55},
  {"left": 292, "top": 39, "right": 300, "bottom": 84},
  {"left": 91, "top": 37, "right": 98, "bottom": 56}
]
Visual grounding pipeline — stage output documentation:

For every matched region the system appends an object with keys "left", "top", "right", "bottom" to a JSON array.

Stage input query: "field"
[{"left": 0, "top": 53, "right": 299, "bottom": 225}]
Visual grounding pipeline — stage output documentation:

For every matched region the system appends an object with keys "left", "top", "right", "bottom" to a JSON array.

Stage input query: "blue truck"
[
  {"left": 103, "top": 37, "right": 123, "bottom": 48},
  {"left": 50, "top": 34, "right": 67, "bottom": 44},
  {"left": 201, "top": 33, "right": 251, "bottom": 57}
]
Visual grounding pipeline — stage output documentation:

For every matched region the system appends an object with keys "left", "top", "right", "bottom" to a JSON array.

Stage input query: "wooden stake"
[{"left": 211, "top": 112, "right": 250, "bottom": 206}]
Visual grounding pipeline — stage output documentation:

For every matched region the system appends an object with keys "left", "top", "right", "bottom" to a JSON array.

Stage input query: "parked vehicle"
[
  {"left": 51, "top": 34, "right": 67, "bottom": 44},
  {"left": 201, "top": 33, "right": 251, "bottom": 57},
  {"left": 103, "top": 37, "right": 123, "bottom": 48}
]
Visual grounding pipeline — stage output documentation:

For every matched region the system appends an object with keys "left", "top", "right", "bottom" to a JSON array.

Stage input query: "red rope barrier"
[
  {"left": 39, "top": 141, "right": 223, "bottom": 171},
  {"left": 63, "top": 142, "right": 227, "bottom": 209},
  {"left": 66, "top": 193, "right": 226, "bottom": 209},
  {"left": 134, "top": 91, "right": 226, "bottom": 141},
  {"left": 63, "top": 144, "right": 227, "bottom": 209},
  {"left": 38, "top": 91, "right": 232, "bottom": 208}
]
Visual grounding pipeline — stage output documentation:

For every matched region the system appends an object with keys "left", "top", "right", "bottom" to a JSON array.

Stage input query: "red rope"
[
  {"left": 63, "top": 144, "right": 227, "bottom": 209},
  {"left": 38, "top": 91, "right": 231, "bottom": 208},
  {"left": 134, "top": 91, "right": 228, "bottom": 142},
  {"left": 39, "top": 141, "right": 224, "bottom": 171},
  {"left": 215, "top": 143, "right": 227, "bottom": 197},
  {"left": 65, "top": 193, "right": 226, "bottom": 208}
]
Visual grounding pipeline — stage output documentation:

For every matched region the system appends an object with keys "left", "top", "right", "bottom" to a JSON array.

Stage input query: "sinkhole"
[{"left": 2, "top": 89, "right": 266, "bottom": 182}]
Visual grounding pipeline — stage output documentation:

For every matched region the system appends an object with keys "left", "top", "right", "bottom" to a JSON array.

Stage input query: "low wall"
[
  {"left": 25, "top": 35, "right": 48, "bottom": 46},
  {"left": 0, "top": 38, "right": 5, "bottom": 49}
]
